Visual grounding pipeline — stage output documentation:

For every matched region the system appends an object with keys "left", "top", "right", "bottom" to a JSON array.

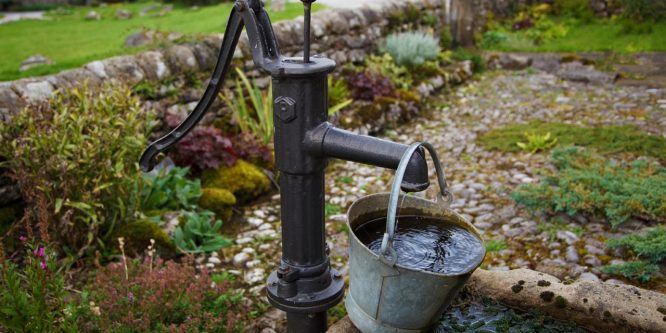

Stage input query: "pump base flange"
[{"left": 266, "top": 269, "right": 345, "bottom": 313}]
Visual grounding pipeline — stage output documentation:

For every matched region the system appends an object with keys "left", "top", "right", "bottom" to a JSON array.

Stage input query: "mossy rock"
[
  {"left": 199, "top": 188, "right": 236, "bottom": 221},
  {"left": 112, "top": 219, "right": 177, "bottom": 258},
  {"left": 202, "top": 159, "right": 271, "bottom": 203}
]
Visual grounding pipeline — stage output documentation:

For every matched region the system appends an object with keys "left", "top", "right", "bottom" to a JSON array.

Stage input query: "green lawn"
[
  {"left": 484, "top": 20, "right": 666, "bottom": 53},
  {"left": 0, "top": 1, "right": 322, "bottom": 81}
]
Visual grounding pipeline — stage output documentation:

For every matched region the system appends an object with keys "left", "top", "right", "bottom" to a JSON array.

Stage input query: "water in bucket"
[{"left": 353, "top": 215, "right": 485, "bottom": 275}]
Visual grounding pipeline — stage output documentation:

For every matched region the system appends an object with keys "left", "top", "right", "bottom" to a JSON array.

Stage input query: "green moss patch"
[
  {"left": 112, "top": 219, "right": 177, "bottom": 258},
  {"left": 199, "top": 188, "right": 236, "bottom": 221},
  {"left": 202, "top": 160, "right": 271, "bottom": 203},
  {"left": 478, "top": 122, "right": 666, "bottom": 162}
]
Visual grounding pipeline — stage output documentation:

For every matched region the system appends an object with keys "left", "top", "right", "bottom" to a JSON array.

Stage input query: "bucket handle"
[{"left": 379, "top": 142, "right": 452, "bottom": 266}]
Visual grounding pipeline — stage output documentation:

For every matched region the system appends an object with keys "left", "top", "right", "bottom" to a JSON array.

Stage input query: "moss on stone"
[
  {"left": 201, "top": 160, "right": 270, "bottom": 203},
  {"left": 199, "top": 188, "right": 236, "bottom": 221},
  {"left": 112, "top": 219, "right": 177, "bottom": 258},
  {"left": 477, "top": 122, "right": 666, "bottom": 163},
  {"left": 554, "top": 295, "right": 568, "bottom": 309}
]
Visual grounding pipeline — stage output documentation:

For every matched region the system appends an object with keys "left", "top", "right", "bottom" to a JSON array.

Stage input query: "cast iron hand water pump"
[{"left": 140, "top": 1, "right": 432, "bottom": 331}]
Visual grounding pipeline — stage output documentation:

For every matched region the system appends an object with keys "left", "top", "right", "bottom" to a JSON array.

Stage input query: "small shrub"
[
  {"left": 379, "top": 31, "right": 440, "bottom": 68},
  {"left": 601, "top": 260, "right": 660, "bottom": 283},
  {"left": 139, "top": 167, "right": 202, "bottom": 214},
  {"left": 620, "top": 0, "right": 666, "bottom": 23},
  {"left": 0, "top": 83, "right": 154, "bottom": 258},
  {"left": 364, "top": 54, "right": 414, "bottom": 90},
  {"left": 345, "top": 71, "right": 396, "bottom": 101},
  {"left": 606, "top": 227, "right": 666, "bottom": 264},
  {"left": 516, "top": 132, "right": 558, "bottom": 154},
  {"left": 1, "top": 241, "right": 77, "bottom": 332},
  {"left": 451, "top": 49, "right": 486, "bottom": 73},
  {"left": 80, "top": 255, "right": 247, "bottom": 332},
  {"left": 174, "top": 210, "right": 231, "bottom": 254},
  {"left": 439, "top": 27, "right": 453, "bottom": 49},
  {"left": 511, "top": 147, "right": 666, "bottom": 227},
  {"left": 221, "top": 68, "right": 273, "bottom": 145},
  {"left": 553, "top": 0, "right": 595, "bottom": 20},
  {"left": 480, "top": 30, "right": 510, "bottom": 49}
]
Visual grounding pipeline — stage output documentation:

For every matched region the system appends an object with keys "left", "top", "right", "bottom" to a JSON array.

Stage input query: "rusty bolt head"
[{"left": 275, "top": 96, "right": 296, "bottom": 123}]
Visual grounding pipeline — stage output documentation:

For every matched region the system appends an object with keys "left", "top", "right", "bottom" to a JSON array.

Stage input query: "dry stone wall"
[
  {"left": 0, "top": 0, "right": 446, "bottom": 123},
  {"left": 0, "top": 0, "right": 448, "bottom": 206}
]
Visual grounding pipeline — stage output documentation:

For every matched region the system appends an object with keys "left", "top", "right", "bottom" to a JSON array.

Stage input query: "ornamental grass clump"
[
  {"left": 0, "top": 83, "right": 154, "bottom": 259},
  {"left": 511, "top": 147, "right": 666, "bottom": 227},
  {"left": 380, "top": 31, "right": 440, "bottom": 68}
]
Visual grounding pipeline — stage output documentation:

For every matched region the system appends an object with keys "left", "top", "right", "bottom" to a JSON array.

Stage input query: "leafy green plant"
[
  {"left": 327, "top": 77, "right": 353, "bottom": 116},
  {"left": 516, "top": 132, "right": 558, "bottom": 153},
  {"left": 221, "top": 68, "right": 274, "bottom": 145},
  {"left": 139, "top": 167, "right": 202, "bottom": 214},
  {"left": 364, "top": 53, "right": 414, "bottom": 90},
  {"left": 174, "top": 210, "right": 231, "bottom": 253},
  {"left": 511, "top": 147, "right": 666, "bottom": 227},
  {"left": 526, "top": 17, "right": 569, "bottom": 44},
  {"left": 480, "top": 30, "right": 510, "bottom": 49},
  {"left": 379, "top": 31, "right": 440, "bottom": 68},
  {"left": 0, "top": 83, "right": 154, "bottom": 259},
  {"left": 485, "top": 239, "right": 508, "bottom": 253},
  {"left": 1, "top": 241, "right": 78, "bottom": 332}
]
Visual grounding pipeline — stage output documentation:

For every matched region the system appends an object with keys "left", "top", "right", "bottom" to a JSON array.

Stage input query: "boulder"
[
  {"left": 115, "top": 9, "right": 132, "bottom": 20},
  {"left": 469, "top": 268, "right": 666, "bottom": 333},
  {"left": 556, "top": 62, "right": 618, "bottom": 85},
  {"left": 19, "top": 54, "right": 54, "bottom": 72},
  {"left": 84, "top": 11, "right": 101, "bottom": 21}
]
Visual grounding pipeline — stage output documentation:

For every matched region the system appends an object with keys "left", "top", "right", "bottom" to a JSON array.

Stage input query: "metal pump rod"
[
  {"left": 302, "top": 0, "right": 314, "bottom": 62},
  {"left": 138, "top": 1, "right": 431, "bottom": 332}
]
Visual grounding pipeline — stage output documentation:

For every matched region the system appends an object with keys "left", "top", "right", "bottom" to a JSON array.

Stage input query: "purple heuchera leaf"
[{"left": 346, "top": 71, "right": 396, "bottom": 101}]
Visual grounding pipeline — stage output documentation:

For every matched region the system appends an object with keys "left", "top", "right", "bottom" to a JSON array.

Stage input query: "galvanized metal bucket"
[{"left": 345, "top": 142, "right": 485, "bottom": 333}]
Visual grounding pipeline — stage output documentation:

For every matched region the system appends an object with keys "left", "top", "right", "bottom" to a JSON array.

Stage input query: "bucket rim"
[{"left": 346, "top": 193, "right": 486, "bottom": 277}]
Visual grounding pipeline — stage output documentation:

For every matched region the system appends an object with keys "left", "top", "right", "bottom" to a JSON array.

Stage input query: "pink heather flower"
[
  {"left": 127, "top": 292, "right": 134, "bottom": 303},
  {"left": 40, "top": 261, "right": 47, "bottom": 270},
  {"left": 33, "top": 246, "right": 46, "bottom": 258},
  {"left": 19, "top": 236, "right": 27, "bottom": 242}
]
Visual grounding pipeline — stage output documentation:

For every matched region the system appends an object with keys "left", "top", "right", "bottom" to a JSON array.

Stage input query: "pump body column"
[{"left": 266, "top": 58, "right": 344, "bottom": 333}]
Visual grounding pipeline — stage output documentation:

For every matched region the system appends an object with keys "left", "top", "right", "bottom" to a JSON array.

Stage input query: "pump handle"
[{"left": 140, "top": 0, "right": 282, "bottom": 172}]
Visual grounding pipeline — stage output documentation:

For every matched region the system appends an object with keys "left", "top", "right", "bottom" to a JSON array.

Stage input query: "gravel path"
[{"left": 208, "top": 69, "right": 665, "bottom": 331}]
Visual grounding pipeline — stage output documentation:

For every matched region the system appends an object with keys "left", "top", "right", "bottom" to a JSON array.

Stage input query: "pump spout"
[{"left": 305, "top": 123, "right": 430, "bottom": 192}]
